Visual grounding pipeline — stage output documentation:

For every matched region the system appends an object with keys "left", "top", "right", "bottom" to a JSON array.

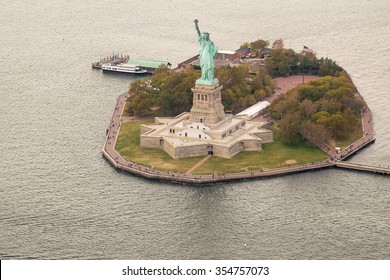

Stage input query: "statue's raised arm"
[{"left": 194, "top": 19, "right": 201, "bottom": 37}]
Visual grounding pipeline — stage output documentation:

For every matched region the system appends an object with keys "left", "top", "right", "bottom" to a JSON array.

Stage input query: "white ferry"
[{"left": 101, "top": 63, "right": 148, "bottom": 74}]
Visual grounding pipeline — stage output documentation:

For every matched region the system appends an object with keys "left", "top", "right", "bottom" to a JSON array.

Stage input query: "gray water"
[{"left": 0, "top": 0, "right": 389, "bottom": 259}]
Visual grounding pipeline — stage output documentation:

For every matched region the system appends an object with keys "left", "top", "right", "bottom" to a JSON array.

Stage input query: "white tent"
[{"left": 236, "top": 101, "right": 271, "bottom": 118}]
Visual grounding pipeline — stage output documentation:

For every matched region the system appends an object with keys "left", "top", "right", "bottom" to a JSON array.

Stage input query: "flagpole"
[
  {"left": 302, "top": 46, "right": 306, "bottom": 84},
  {"left": 302, "top": 45, "right": 314, "bottom": 83},
  {"left": 302, "top": 56, "right": 305, "bottom": 84}
]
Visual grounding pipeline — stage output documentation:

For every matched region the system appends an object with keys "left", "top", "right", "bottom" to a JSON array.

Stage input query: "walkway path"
[
  {"left": 185, "top": 155, "right": 212, "bottom": 175},
  {"left": 271, "top": 75, "right": 319, "bottom": 101}
]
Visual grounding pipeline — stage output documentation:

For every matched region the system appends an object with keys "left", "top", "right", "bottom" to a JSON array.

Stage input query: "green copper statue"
[{"left": 194, "top": 19, "right": 218, "bottom": 85}]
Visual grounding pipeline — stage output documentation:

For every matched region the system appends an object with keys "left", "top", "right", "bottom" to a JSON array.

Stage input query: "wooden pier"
[
  {"left": 336, "top": 162, "right": 390, "bottom": 175},
  {"left": 92, "top": 54, "right": 129, "bottom": 69}
]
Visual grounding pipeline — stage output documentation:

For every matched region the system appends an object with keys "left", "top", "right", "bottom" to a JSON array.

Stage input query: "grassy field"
[
  {"left": 115, "top": 121, "right": 328, "bottom": 174},
  {"left": 115, "top": 120, "right": 203, "bottom": 173}
]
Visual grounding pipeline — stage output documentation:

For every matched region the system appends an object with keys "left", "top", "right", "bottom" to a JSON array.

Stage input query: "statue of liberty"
[{"left": 194, "top": 19, "right": 218, "bottom": 85}]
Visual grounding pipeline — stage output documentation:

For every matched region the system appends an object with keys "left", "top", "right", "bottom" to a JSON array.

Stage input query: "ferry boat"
[{"left": 101, "top": 63, "right": 148, "bottom": 74}]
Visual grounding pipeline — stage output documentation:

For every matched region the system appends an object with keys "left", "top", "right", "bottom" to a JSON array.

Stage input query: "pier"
[
  {"left": 336, "top": 162, "right": 390, "bottom": 175},
  {"left": 92, "top": 54, "right": 129, "bottom": 69}
]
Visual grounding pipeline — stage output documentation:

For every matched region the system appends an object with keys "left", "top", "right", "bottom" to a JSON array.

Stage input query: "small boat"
[{"left": 101, "top": 63, "right": 148, "bottom": 74}]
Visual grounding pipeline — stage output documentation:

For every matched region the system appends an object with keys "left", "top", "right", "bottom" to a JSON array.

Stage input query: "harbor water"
[{"left": 0, "top": 0, "right": 389, "bottom": 259}]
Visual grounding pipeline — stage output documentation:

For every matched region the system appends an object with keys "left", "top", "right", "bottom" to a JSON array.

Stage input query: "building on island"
[
  {"left": 236, "top": 101, "right": 271, "bottom": 119},
  {"left": 235, "top": 46, "right": 251, "bottom": 58},
  {"left": 140, "top": 81, "right": 273, "bottom": 159},
  {"left": 126, "top": 58, "right": 171, "bottom": 74},
  {"left": 140, "top": 20, "right": 273, "bottom": 159}
]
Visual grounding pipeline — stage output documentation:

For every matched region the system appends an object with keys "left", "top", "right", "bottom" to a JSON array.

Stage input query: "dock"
[
  {"left": 92, "top": 55, "right": 172, "bottom": 74},
  {"left": 336, "top": 162, "right": 390, "bottom": 175},
  {"left": 92, "top": 54, "right": 129, "bottom": 69}
]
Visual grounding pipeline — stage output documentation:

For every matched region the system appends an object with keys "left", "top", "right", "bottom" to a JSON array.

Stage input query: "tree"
[
  {"left": 319, "top": 98, "right": 343, "bottom": 114},
  {"left": 254, "top": 89, "right": 266, "bottom": 101},
  {"left": 132, "top": 92, "right": 154, "bottom": 117},
  {"left": 250, "top": 39, "right": 269, "bottom": 50},
  {"left": 301, "top": 122, "right": 327, "bottom": 144},
  {"left": 279, "top": 111, "right": 303, "bottom": 143},
  {"left": 300, "top": 99, "right": 318, "bottom": 119},
  {"left": 272, "top": 39, "right": 284, "bottom": 49},
  {"left": 269, "top": 91, "right": 300, "bottom": 120},
  {"left": 266, "top": 48, "right": 289, "bottom": 76},
  {"left": 221, "top": 89, "right": 237, "bottom": 110},
  {"left": 244, "top": 95, "right": 256, "bottom": 108},
  {"left": 215, "top": 65, "right": 248, "bottom": 89},
  {"left": 277, "top": 61, "right": 291, "bottom": 76},
  {"left": 318, "top": 58, "right": 342, "bottom": 76},
  {"left": 312, "top": 111, "right": 331, "bottom": 126},
  {"left": 298, "top": 85, "right": 323, "bottom": 101},
  {"left": 342, "top": 108, "right": 360, "bottom": 131},
  {"left": 233, "top": 97, "right": 246, "bottom": 113},
  {"left": 324, "top": 87, "right": 354, "bottom": 101},
  {"left": 328, "top": 112, "right": 348, "bottom": 138},
  {"left": 265, "top": 57, "right": 276, "bottom": 76}
]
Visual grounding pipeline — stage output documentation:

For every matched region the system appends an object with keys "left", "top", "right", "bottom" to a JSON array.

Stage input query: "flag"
[{"left": 303, "top": 45, "right": 313, "bottom": 53}]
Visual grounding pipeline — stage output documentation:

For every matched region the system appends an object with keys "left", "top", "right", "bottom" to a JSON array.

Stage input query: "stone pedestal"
[{"left": 190, "top": 82, "right": 225, "bottom": 125}]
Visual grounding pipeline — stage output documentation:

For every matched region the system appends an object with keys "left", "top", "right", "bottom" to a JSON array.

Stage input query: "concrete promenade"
[{"left": 102, "top": 76, "right": 387, "bottom": 185}]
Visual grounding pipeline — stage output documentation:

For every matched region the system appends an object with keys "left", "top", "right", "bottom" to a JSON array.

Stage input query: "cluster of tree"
[
  {"left": 268, "top": 73, "right": 364, "bottom": 144},
  {"left": 265, "top": 47, "right": 342, "bottom": 77},
  {"left": 241, "top": 38, "right": 284, "bottom": 51},
  {"left": 241, "top": 39, "right": 269, "bottom": 50},
  {"left": 241, "top": 38, "right": 342, "bottom": 77},
  {"left": 126, "top": 65, "right": 275, "bottom": 117},
  {"left": 126, "top": 67, "right": 197, "bottom": 117},
  {"left": 216, "top": 65, "right": 274, "bottom": 113}
]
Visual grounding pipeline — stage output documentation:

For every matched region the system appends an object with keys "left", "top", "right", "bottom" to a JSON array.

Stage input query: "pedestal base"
[{"left": 190, "top": 81, "right": 225, "bottom": 125}]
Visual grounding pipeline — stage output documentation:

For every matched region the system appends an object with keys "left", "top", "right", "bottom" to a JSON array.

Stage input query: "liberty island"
[{"left": 101, "top": 20, "right": 388, "bottom": 184}]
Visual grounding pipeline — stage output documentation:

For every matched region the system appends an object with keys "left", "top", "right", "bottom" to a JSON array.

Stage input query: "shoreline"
[{"left": 101, "top": 75, "right": 386, "bottom": 185}]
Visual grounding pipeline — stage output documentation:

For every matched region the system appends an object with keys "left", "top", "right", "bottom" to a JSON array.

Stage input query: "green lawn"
[
  {"left": 115, "top": 120, "right": 203, "bottom": 173},
  {"left": 115, "top": 121, "right": 328, "bottom": 174}
]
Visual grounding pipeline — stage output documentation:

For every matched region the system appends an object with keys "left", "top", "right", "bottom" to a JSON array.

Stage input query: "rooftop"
[
  {"left": 218, "top": 50, "right": 236, "bottom": 55},
  {"left": 237, "top": 101, "right": 271, "bottom": 118},
  {"left": 126, "top": 58, "right": 171, "bottom": 69}
]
